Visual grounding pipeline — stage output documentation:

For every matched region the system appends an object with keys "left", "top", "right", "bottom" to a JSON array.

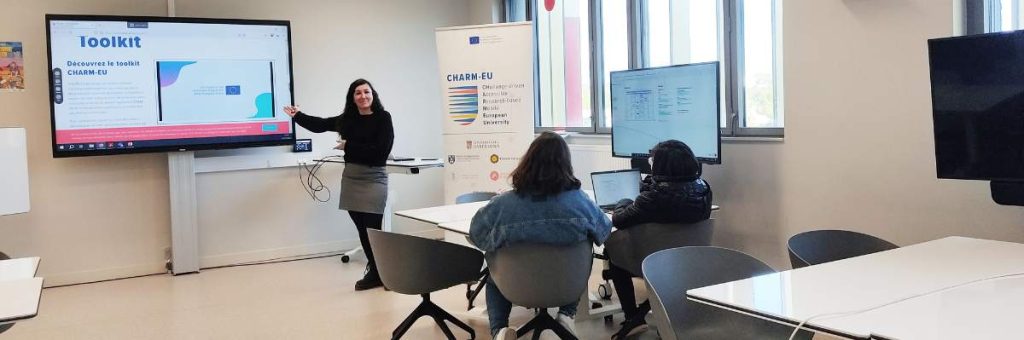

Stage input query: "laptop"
[{"left": 590, "top": 169, "right": 642, "bottom": 211}]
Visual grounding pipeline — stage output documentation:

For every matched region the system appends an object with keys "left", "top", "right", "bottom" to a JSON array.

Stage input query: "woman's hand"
[
  {"left": 334, "top": 139, "right": 347, "bottom": 150},
  {"left": 283, "top": 105, "right": 300, "bottom": 117},
  {"left": 615, "top": 198, "right": 634, "bottom": 209}
]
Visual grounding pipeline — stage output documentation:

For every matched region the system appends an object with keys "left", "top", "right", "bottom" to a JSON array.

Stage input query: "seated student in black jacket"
[{"left": 608, "top": 139, "right": 713, "bottom": 339}]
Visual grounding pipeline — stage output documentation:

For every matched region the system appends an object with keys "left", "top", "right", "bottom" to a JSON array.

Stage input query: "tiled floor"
[{"left": 3, "top": 256, "right": 661, "bottom": 339}]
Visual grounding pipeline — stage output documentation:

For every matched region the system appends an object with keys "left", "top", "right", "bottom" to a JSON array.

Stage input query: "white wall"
[
  {"left": 0, "top": 0, "right": 475, "bottom": 285},
  {"left": 769, "top": 0, "right": 1024, "bottom": 268}
]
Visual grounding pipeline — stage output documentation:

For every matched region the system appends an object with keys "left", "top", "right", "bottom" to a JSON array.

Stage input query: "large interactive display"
[
  {"left": 610, "top": 62, "right": 721, "bottom": 164},
  {"left": 46, "top": 15, "right": 295, "bottom": 157}
]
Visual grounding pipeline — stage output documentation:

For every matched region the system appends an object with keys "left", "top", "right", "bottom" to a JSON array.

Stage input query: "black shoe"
[
  {"left": 354, "top": 274, "right": 384, "bottom": 291},
  {"left": 611, "top": 315, "right": 648, "bottom": 340},
  {"left": 354, "top": 265, "right": 384, "bottom": 291}
]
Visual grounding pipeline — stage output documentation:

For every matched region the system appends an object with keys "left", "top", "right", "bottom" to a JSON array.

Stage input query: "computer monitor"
[
  {"left": 610, "top": 62, "right": 721, "bottom": 164},
  {"left": 590, "top": 169, "right": 642, "bottom": 209}
]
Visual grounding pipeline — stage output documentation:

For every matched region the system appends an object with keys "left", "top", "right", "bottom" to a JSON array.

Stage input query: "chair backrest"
[
  {"left": 787, "top": 229, "right": 898, "bottom": 269},
  {"left": 455, "top": 191, "right": 497, "bottom": 204},
  {"left": 604, "top": 219, "right": 714, "bottom": 276},
  {"left": 642, "top": 246, "right": 775, "bottom": 340},
  {"left": 367, "top": 229, "right": 484, "bottom": 295},
  {"left": 486, "top": 242, "right": 593, "bottom": 308}
]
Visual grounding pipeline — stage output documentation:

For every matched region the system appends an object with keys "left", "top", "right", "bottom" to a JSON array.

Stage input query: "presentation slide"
[
  {"left": 158, "top": 60, "right": 275, "bottom": 124},
  {"left": 47, "top": 17, "right": 293, "bottom": 156},
  {"left": 611, "top": 63, "right": 720, "bottom": 161}
]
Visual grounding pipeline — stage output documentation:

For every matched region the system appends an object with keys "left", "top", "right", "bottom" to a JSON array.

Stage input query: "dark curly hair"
[
  {"left": 509, "top": 132, "right": 581, "bottom": 196},
  {"left": 651, "top": 139, "right": 702, "bottom": 180},
  {"left": 343, "top": 78, "right": 385, "bottom": 114}
]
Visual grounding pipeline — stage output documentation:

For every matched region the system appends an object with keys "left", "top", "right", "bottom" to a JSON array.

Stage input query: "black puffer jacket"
[{"left": 611, "top": 175, "right": 712, "bottom": 229}]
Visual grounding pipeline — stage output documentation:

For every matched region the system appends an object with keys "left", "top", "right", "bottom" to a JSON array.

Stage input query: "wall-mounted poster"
[{"left": 0, "top": 42, "right": 25, "bottom": 91}]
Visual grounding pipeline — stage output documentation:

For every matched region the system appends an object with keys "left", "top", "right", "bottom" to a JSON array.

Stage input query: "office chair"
[
  {"left": 643, "top": 246, "right": 811, "bottom": 340},
  {"left": 367, "top": 230, "right": 483, "bottom": 340},
  {"left": 455, "top": 191, "right": 498, "bottom": 204},
  {"left": 604, "top": 219, "right": 714, "bottom": 277},
  {"left": 601, "top": 219, "right": 714, "bottom": 323},
  {"left": 787, "top": 229, "right": 898, "bottom": 269},
  {"left": 487, "top": 242, "right": 593, "bottom": 340}
]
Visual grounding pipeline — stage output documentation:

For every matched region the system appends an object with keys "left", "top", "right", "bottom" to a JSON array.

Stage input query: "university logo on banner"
[{"left": 448, "top": 86, "right": 478, "bottom": 125}]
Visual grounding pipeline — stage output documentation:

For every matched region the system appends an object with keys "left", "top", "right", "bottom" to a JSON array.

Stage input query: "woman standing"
[{"left": 284, "top": 79, "right": 394, "bottom": 291}]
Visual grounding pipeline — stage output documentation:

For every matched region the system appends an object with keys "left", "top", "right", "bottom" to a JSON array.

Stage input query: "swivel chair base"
[
  {"left": 516, "top": 308, "right": 577, "bottom": 340},
  {"left": 392, "top": 293, "right": 475, "bottom": 340}
]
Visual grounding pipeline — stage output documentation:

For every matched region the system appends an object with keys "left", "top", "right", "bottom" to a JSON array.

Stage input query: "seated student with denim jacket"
[
  {"left": 470, "top": 132, "right": 612, "bottom": 340},
  {"left": 608, "top": 139, "right": 713, "bottom": 339}
]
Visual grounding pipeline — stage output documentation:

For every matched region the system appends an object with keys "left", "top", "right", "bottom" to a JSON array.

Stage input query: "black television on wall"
[
  {"left": 928, "top": 31, "right": 1024, "bottom": 181},
  {"left": 46, "top": 14, "right": 295, "bottom": 157}
]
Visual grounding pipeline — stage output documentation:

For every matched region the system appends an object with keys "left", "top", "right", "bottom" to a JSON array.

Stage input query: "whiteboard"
[{"left": 0, "top": 127, "right": 30, "bottom": 215}]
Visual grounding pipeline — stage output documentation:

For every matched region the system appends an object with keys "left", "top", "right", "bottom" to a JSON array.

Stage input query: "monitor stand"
[
  {"left": 630, "top": 154, "right": 651, "bottom": 175},
  {"left": 990, "top": 181, "right": 1024, "bottom": 206}
]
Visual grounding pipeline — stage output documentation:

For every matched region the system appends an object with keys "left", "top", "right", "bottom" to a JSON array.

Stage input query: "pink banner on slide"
[{"left": 55, "top": 121, "right": 291, "bottom": 144}]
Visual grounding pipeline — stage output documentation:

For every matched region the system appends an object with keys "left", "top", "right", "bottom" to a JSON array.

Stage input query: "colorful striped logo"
[{"left": 448, "top": 85, "right": 478, "bottom": 125}]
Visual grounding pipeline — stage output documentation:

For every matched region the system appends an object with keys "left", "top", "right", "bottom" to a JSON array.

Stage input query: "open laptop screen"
[{"left": 590, "top": 169, "right": 642, "bottom": 208}]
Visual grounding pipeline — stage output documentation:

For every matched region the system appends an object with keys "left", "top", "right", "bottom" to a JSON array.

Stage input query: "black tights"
[
  {"left": 608, "top": 262, "right": 642, "bottom": 318},
  {"left": 348, "top": 211, "right": 383, "bottom": 275}
]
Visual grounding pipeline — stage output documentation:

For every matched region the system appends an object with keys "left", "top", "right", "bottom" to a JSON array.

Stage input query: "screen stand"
[
  {"left": 168, "top": 151, "right": 200, "bottom": 275},
  {"left": 630, "top": 154, "right": 652, "bottom": 174},
  {"left": 990, "top": 181, "right": 1024, "bottom": 206}
]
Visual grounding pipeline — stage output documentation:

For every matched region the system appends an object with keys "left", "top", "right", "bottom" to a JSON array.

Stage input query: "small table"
[
  {"left": 315, "top": 157, "right": 443, "bottom": 175},
  {"left": 0, "top": 257, "right": 43, "bottom": 326},
  {"left": 686, "top": 237, "right": 1024, "bottom": 339},
  {"left": 394, "top": 201, "right": 488, "bottom": 226},
  {"left": 0, "top": 257, "right": 39, "bottom": 279}
]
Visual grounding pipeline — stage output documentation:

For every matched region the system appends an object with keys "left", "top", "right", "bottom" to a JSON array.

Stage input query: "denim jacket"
[{"left": 469, "top": 189, "right": 612, "bottom": 252}]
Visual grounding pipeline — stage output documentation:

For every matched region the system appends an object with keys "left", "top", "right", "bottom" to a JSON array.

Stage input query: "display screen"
[
  {"left": 929, "top": 31, "right": 1024, "bottom": 180},
  {"left": 610, "top": 62, "right": 721, "bottom": 164},
  {"left": 46, "top": 15, "right": 295, "bottom": 157}
]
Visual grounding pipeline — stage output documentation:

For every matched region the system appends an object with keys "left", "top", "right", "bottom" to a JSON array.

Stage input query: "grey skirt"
[{"left": 339, "top": 163, "right": 388, "bottom": 214}]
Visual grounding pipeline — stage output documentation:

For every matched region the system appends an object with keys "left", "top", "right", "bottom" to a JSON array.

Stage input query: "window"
[
  {"left": 513, "top": 0, "right": 783, "bottom": 136},
  {"left": 965, "top": 0, "right": 1024, "bottom": 33}
]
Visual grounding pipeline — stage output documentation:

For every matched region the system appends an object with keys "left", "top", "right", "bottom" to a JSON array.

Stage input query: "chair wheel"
[
  {"left": 341, "top": 255, "right": 350, "bottom": 263},
  {"left": 604, "top": 315, "right": 614, "bottom": 324},
  {"left": 598, "top": 283, "right": 613, "bottom": 299}
]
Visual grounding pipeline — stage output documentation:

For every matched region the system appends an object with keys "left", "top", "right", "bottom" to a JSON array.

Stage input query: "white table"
[
  {"left": 0, "top": 257, "right": 43, "bottom": 326},
  {"left": 0, "top": 257, "right": 39, "bottom": 279},
  {"left": 393, "top": 201, "right": 488, "bottom": 226},
  {"left": 432, "top": 204, "right": 718, "bottom": 235},
  {"left": 687, "top": 236, "right": 1024, "bottom": 340},
  {"left": 395, "top": 193, "right": 722, "bottom": 322}
]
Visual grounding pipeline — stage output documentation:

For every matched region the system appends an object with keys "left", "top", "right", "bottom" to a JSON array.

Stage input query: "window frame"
[{"left": 505, "top": 0, "right": 783, "bottom": 137}]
